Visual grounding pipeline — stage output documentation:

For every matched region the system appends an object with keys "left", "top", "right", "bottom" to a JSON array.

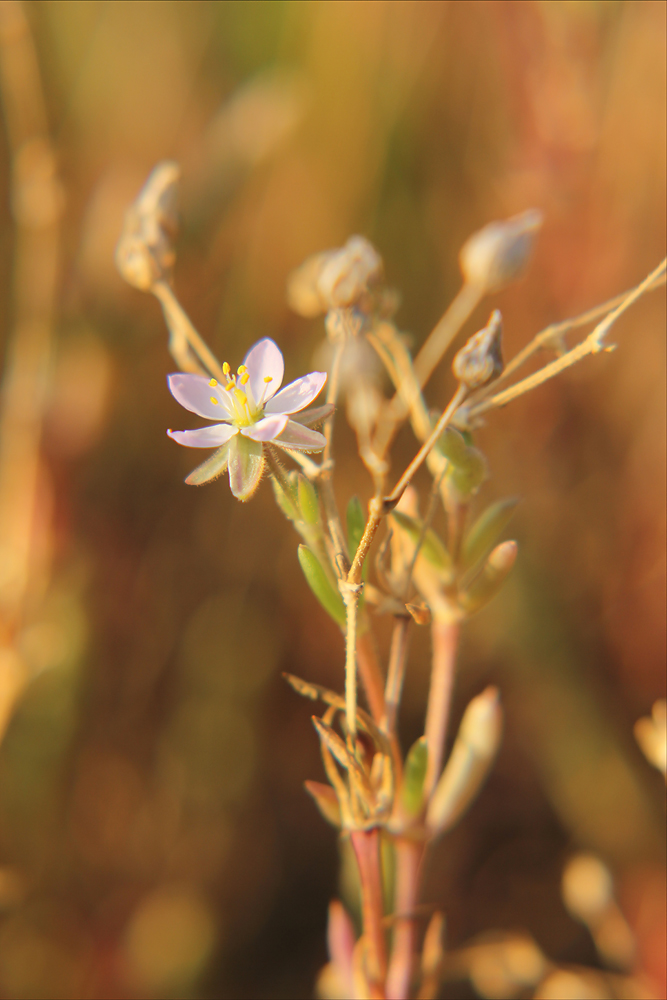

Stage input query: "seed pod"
[
  {"left": 305, "top": 781, "right": 342, "bottom": 827},
  {"left": 317, "top": 235, "right": 383, "bottom": 310},
  {"left": 427, "top": 686, "right": 502, "bottom": 836},
  {"left": 452, "top": 310, "right": 504, "bottom": 391},
  {"left": 298, "top": 545, "right": 346, "bottom": 626},
  {"left": 459, "top": 541, "right": 517, "bottom": 616},
  {"left": 462, "top": 497, "right": 520, "bottom": 572},
  {"left": 298, "top": 475, "right": 320, "bottom": 525},
  {"left": 459, "top": 209, "right": 543, "bottom": 294},
  {"left": 115, "top": 161, "right": 179, "bottom": 290},
  {"left": 401, "top": 736, "right": 429, "bottom": 817}
]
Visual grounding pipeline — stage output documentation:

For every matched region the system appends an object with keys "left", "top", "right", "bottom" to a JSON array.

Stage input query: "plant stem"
[
  {"left": 386, "top": 837, "right": 425, "bottom": 1000},
  {"left": 357, "top": 627, "right": 388, "bottom": 726},
  {"left": 384, "top": 616, "right": 411, "bottom": 736},
  {"left": 320, "top": 335, "right": 350, "bottom": 576},
  {"left": 351, "top": 829, "right": 388, "bottom": 996},
  {"left": 413, "top": 282, "right": 482, "bottom": 389},
  {"left": 153, "top": 280, "right": 226, "bottom": 380},
  {"left": 423, "top": 620, "right": 459, "bottom": 800}
]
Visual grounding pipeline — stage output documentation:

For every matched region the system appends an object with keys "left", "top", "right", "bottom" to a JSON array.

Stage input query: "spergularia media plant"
[{"left": 117, "top": 163, "right": 666, "bottom": 1000}]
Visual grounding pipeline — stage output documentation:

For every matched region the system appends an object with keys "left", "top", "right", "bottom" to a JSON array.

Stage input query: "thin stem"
[
  {"left": 467, "top": 258, "right": 666, "bottom": 419},
  {"left": 357, "top": 627, "right": 388, "bottom": 727},
  {"left": 319, "top": 334, "right": 350, "bottom": 576},
  {"left": 386, "top": 386, "right": 467, "bottom": 507},
  {"left": 153, "top": 280, "right": 226, "bottom": 381},
  {"left": 350, "top": 829, "right": 388, "bottom": 995},
  {"left": 341, "top": 580, "right": 361, "bottom": 741},
  {"left": 413, "top": 282, "right": 483, "bottom": 389},
  {"left": 476, "top": 268, "right": 667, "bottom": 397},
  {"left": 386, "top": 838, "right": 425, "bottom": 1000},
  {"left": 384, "top": 616, "right": 411, "bottom": 736},
  {"left": 423, "top": 620, "right": 459, "bottom": 800}
]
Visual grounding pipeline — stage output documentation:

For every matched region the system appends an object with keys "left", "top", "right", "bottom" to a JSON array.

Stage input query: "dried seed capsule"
[
  {"left": 115, "top": 161, "right": 180, "bottom": 290},
  {"left": 459, "top": 209, "right": 542, "bottom": 294},
  {"left": 452, "top": 310, "right": 504, "bottom": 391}
]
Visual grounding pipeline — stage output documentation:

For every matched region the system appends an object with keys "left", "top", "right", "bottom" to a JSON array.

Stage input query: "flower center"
[{"left": 210, "top": 363, "right": 275, "bottom": 427}]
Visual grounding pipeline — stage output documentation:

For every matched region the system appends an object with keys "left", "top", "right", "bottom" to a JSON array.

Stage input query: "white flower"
[{"left": 167, "top": 338, "right": 327, "bottom": 499}]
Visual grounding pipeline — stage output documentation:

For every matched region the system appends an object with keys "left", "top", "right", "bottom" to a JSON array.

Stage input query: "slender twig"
[
  {"left": 386, "top": 838, "right": 425, "bottom": 1000},
  {"left": 413, "top": 282, "right": 483, "bottom": 389},
  {"left": 357, "top": 628, "right": 388, "bottom": 727},
  {"left": 384, "top": 615, "right": 411, "bottom": 737},
  {"left": 153, "top": 280, "right": 226, "bottom": 380},
  {"left": 467, "top": 259, "right": 666, "bottom": 419},
  {"left": 423, "top": 620, "right": 459, "bottom": 800},
  {"left": 475, "top": 268, "right": 667, "bottom": 398},
  {"left": 350, "top": 829, "right": 388, "bottom": 996}
]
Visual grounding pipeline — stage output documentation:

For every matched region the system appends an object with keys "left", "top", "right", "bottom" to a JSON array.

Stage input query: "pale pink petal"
[
  {"left": 240, "top": 413, "right": 288, "bottom": 441},
  {"left": 167, "top": 424, "right": 237, "bottom": 448},
  {"left": 242, "top": 338, "right": 284, "bottom": 403},
  {"left": 168, "top": 373, "right": 235, "bottom": 420},
  {"left": 273, "top": 419, "right": 326, "bottom": 452},
  {"left": 264, "top": 371, "right": 327, "bottom": 415}
]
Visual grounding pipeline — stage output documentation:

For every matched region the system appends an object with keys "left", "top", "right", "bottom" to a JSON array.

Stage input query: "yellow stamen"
[
  {"left": 234, "top": 389, "right": 248, "bottom": 404},
  {"left": 225, "top": 381, "right": 234, "bottom": 391},
  {"left": 209, "top": 378, "right": 218, "bottom": 387},
  {"left": 240, "top": 372, "right": 250, "bottom": 385},
  {"left": 238, "top": 365, "right": 247, "bottom": 375},
  {"left": 222, "top": 362, "right": 230, "bottom": 375},
  {"left": 264, "top": 376, "right": 273, "bottom": 383},
  {"left": 210, "top": 397, "right": 219, "bottom": 405}
]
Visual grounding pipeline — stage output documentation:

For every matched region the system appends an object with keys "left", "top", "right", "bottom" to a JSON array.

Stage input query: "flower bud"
[
  {"left": 286, "top": 251, "right": 332, "bottom": 317},
  {"left": 298, "top": 545, "right": 346, "bottom": 626},
  {"left": 115, "top": 161, "right": 179, "bottom": 290},
  {"left": 317, "top": 236, "right": 383, "bottom": 310},
  {"left": 427, "top": 686, "right": 502, "bottom": 836},
  {"left": 452, "top": 310, "right": 504, "bottom": 391},
  {"left": 459, "top": 540, "right": 517, "bottom": 616},
  {"left": 461, "top": 497, "right": 520, "bottom": 572},
  {"left": 459, "top": 209, "right": 542, "bottom": 294}
]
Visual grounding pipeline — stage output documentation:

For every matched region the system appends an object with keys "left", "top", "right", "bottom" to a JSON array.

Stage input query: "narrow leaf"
[
  {"left": 401, "top": 736, "right": 428, "bottom": 816},
  {"left": 305, "top": 781, "right": 342, "bottom": 827},
  {"left": 346, "top": 495, "right": 366, "bottom": 563},
  {"left": 391, "top": 510, "right": 452, "bottom": 574},
  {"left": 459, "top": 540, "right": 517, "bottom": 615},
  {"left": 297, "top": 546, "right": 346, "bottom": 626},
  {"left": 462, "top": 497, "right": 520, "bottom": 572},
  {"left": 298, "top": 475, "right": 320, "bottom": 525}
]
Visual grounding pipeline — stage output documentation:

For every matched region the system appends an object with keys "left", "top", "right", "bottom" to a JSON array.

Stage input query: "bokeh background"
[{"left": 0, "top": 1, "right": 664, "bottom": 998}]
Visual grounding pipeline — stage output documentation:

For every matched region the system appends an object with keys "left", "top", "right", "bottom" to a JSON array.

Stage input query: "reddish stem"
[
  {"left": 386, "top": 837, "right": 425, "bottom": 1000},
  {"left": 423, "top": 620, "right": 459, "bottom": 800},
  {"left": 350, "top": 828, "right": 387, "bottom": 995},
  {"left": 357, "top": 628, "right": 387, "bottom": 725}
]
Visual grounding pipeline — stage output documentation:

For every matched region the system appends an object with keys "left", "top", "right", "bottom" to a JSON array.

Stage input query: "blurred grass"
[{"left": 0, "top": 1, "right": 664, "bottom": 997}]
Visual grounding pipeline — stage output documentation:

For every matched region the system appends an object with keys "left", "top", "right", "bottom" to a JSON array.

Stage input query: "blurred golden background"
[{"left": 0, "top": 1, "right": 664, "bottom": 997}]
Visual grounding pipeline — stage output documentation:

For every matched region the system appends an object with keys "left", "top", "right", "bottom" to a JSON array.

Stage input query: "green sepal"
[
  {"left": 228, "top": 434, "right": 265, "bottom": 501},
  {"left": 401, "top": 736, "right": 428, "bottom": 816},
  {"left": 437, "top": 426, "right": 469, "bottom": 466},
  {"left": 462, "top": 497, "right": 519, "bottom": 572},
  {"left": 297, "top": 545, "right": 346, "bottom": 626},
  {"left": 185, "top": 441, "right": 232, "bottom": 485},
  {"left": 390, "top": 510, "right": 452, "bottom": 574},
  {"left": 346, "top": 495, "right": 365, "bottom": 563},
  {"left": 436, "top": 425, "right": 488, "bottom": 498},
  {"left": 298, "top": 475, "right": 320, "bottom": 525},
  {"left": 271, "top": 468, "right": 299, "bottom": 520}
]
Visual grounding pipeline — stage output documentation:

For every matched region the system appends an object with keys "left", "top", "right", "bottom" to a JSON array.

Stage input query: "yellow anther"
[
  {"left": 209, "top": 378, "right": 218, "bottom": 387},
  {"left": 237, "top": 365, "right": 247, "bottom": 375},
  {"left": 225, "top": 380, "right": 234, "bottom": 391},
  {"left": 240, "top": 372, "right": 250, "bottom": 385},
  {"left": 222, "top": 362, "right": 230, "bottom": 375},
  {"left": 263, "top": 376, "right": 273, "bottom": 383},
  {"left": 234, "top": 389, "right": 248, "bottom": 404},
  {"left": 210, "top": 396, "right": 219, "bottom": 405}
]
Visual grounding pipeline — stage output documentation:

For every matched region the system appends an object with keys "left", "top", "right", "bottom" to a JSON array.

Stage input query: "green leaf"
[
  {"left": 228, "top": 434, "right": 264, "bottom": 501},
  {"left": 436, "top": 426, "right": 469, "bottom": 466},
  {"left": 462, "top": 497, "right": 520, "bottom": 572},
  {"left": 459, "top": 541, "right": 517, "bottom": 615},
  {"left": 390, "top": 510, "right": 452, "bottom": 574},
  {"left": 298, "top": 475, "right": 320, "bottom": 525},
  {"left": 184, "top": 441, "right": 232, "bottom": 486},
  {"left": 346, "top": 495, "right": 365, "bottom": 563},
  {"left": 271, "top": 470, "right": 299, "bottom": 521},
  {"left": 401, "top": 736, "right": 428, "bottom": 816},
  {"left": 297, "top": 545, "right": 346, "bottom": 626},
  {"left": 446, "top": 446, "right": 488, "bottom": 497}
]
